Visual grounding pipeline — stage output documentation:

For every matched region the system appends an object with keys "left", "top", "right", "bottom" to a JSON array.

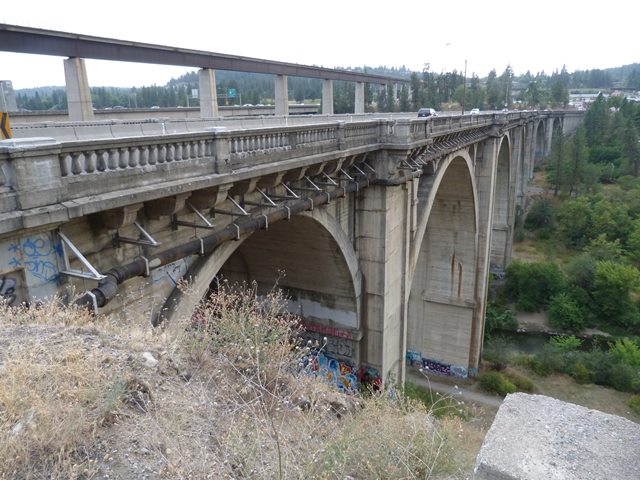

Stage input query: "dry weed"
[{"left": 0, "top": 286, "right": 483, "bottom": 479}]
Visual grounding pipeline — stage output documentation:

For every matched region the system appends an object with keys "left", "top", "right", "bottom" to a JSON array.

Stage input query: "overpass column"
[
  {"left": 198, "top": 68, "right": 219, "bottom": 118},
  {"left": 469, "top": 137, "right": 499, "bottom": 373},
  {"left": 275, "top": 74, "right": 289, "bottom": 116},
  {"left": 354, "top": 81, "right": 365, "bottom": 114},
  {"left": 322, "top": 79, "right": 334, "bottom": 115},
  {"left": 63, "top": 57, "right": 94, "bottom": 121},
  {"left": 524, "top": 122, "right": 535, "bottom": 181}
]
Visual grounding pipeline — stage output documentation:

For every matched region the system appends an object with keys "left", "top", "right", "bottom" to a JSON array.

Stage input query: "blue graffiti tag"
[{"left": 8, "top": 234, "right": 61, "bottom": 282}]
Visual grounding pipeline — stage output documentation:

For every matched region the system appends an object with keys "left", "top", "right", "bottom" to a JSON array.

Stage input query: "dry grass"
[{"left": 0, "top": 289, "right": 482, "bottom": 479}]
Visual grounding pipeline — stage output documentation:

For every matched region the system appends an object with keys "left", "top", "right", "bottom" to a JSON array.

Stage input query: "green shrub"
[
  {"left": 571, "top": 362, "right": 593, "bottom": 384},
  {"left": 478, "top": 371, "right": 517, "bottom": 396},
  {"left": 549, "top": 294, "right": 585, "bottom": 332},
  {"left": 503, "top": 370, "right": 535, "bottom": 392},
  {"left": 549, "top": 335, "right": 583, "bottom": 353},
  {"left": 609, "top": 338, "right": 640, "bottom": 367},
  {"left": 608, "top": 363, "right": 640, "bottom": 393},
  {"left": 511, "top": 354, "right": 547, "bottom": 376},
  {"left": 505, "top": 261, "right": 567, "bottom": 312},
  {"left": 628, "top": 395, "right": 640, "bottom": 416},
  {"left": 482, "top": 336, "right": 510, "bottom": 370},
  {"left": 536, "top": 344, "right": 566, "bottom": 375},
  {"left": 484, "top": 303, "right": 518, "bottom": 334},
  {"left": 524, "top": 197, "right": 554, "bottom": 231}
]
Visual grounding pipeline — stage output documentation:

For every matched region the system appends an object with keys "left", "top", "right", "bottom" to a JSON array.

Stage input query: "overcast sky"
[{"left": 2, "top": 0, "right": 638, "bottom": 89}]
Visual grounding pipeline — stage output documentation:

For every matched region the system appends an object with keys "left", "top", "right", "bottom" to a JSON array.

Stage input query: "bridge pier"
[
  {"left": 471, "top": 138, "right": 500, "bottom": 370},
  {"left": 322, "top": 79, "right": 334, "bottom": 115},
  {"left": 63, "top": 57, "right": 94, "bottom": 121},
  {"left": 354, "top": 82, "right": 365, "bottom": 114},
  {"left": 198, "top": 68, "right": 219, "bottom": 118},
  {"left": 275, "top": 74, "right": 289, "bottom": 116},
  {"left": 357, "top": 176, "right": 411, "bottom": 384}
]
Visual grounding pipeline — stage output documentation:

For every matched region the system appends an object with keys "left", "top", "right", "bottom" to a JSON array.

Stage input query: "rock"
[{"left": 141, "top": 352, "right": 158, "bottom": 368}]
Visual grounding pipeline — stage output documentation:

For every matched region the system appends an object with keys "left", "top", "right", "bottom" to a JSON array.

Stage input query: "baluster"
[
  {"left": 175, "top": 142, "right": 183, "bottom": 161},
  {"left": 108, "top": 149, "right": 119, "bottom": 170},
  {"left": 71, "top": 152, "right": 84, "bottom": 175},
  {"left": 149, "top": 145, "right": 159, "bottom": 165},
  {"left": 85, "top": 151, "right": 96, "bottom": 173},
  {"left": 60, "top": 154, "right": 72, "bottom": 176},
  {"left": 184, "top": 142, "right": 191, "bottom": 160},
  {"left": 139, "top": 146, "right": 149, "bottom": 166},
  {"left": 117, "top": 148, "right": 128, "bottom": 169},
  {"left": 97, "top": 150, "right": 108, "bottom": 171},
  {"left": 158, "top": 145, "right": 167, "bottom": 163},
  {"left": 167, "top": 144, "right": 175, "bottom": 162},
  {"left": 129, "top": 147, "right": 140, "bottom": 167}
]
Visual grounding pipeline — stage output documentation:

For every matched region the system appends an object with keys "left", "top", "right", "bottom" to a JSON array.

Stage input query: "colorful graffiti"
[
  {"left": 356, "top": 365, "right": 383, "bottom": 392},
  {"left": 406, "top": 350, "right": 468, "bottom": 378},
  {"left": 303, "top": 352, "right": 359, "bottom": 393},
  {"left": 8, "top": 233, "right": 61, "bottom": 283}
]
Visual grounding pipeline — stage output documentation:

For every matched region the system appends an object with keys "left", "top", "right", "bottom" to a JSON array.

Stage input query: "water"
[{"left": 489, "top": 330, "right": 597, "bottom": 356}]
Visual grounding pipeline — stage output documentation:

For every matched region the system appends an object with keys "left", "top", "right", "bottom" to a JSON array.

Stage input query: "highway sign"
[
  {"left": 0, "top": 112, "right": 11, "bottom": 139},
  {"left": 227, "top": 88, "right": 237, "bottom": 98}
]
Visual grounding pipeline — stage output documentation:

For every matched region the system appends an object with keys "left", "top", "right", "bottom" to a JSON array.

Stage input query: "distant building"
[{"left": 0, "top": 81, "right": 18, "bottom": 112}]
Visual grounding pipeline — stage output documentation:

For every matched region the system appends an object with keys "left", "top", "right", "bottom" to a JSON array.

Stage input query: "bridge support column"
[
  {"left": 358, "top": 174, "right": 411, "bottom": 385},
  {"left": 275, "top": 74, "right": 289, "bottom": 116},
  {"left": 64, "top": 57, "right": 94, "bottom": 121},
  {"left": 322, "top": 79, "right": 334, "bottom": 115},
  {"left": 198, "top": 68, "right": 219, "bottom": 118},
  {"left": 470, "top": 138, "right": 499, "bottom": 373},
  {"left": 354, "top": 81, "right": 365, "bottom": 114},
  {"left": 524, "top": 122, "right": 535, "bottom": 182}
]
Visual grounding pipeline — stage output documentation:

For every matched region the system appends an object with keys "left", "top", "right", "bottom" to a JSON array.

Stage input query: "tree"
[
  {"left": 549, "top": 293, "right": 585, "bottom": 331},
  {"left": 399, "top": 85, "right": 410, "bottom": 112},
  {"left": 593, "top": 261, "right": 640, "bottom": 327},
  {"left": 485, "top": 70, "right": 501, "bottom": 109}
]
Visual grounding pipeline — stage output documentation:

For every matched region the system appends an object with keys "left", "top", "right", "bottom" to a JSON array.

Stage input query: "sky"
[{"left": 1, "top": 0, "right": 638, "bottom": 89}]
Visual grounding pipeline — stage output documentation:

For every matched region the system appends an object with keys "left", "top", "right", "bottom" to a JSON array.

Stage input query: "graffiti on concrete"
[
  {"left": 301, "top": 329, "right": 356, "bottom": 359},
  {"left": 8, "top": 233, "right": 61, "bottom": 283},
  {"left": 406, "top": 350, "right": 468, "bottom": 378},
  {"left": 356, "top": 365, "right": 382, "bottom": 392},
  {"left": 0, "top": 275, "right": 17, "bottom": 305},
  {"left": 303, "top": 351, "right": 359, "bottom": 393}
]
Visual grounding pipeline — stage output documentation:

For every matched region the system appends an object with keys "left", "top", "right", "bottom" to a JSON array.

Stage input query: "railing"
[{"left": 0, "top": 112, "right": 560, "bottom": 217}]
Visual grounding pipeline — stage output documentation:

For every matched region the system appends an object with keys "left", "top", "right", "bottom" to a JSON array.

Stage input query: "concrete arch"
[
  {"left": 410, "top": 149, "right": 479, "bottom": 283},
  {"left": 406, "top": 153, "right": 478, "bottom": 376},
  {"left": 490, "top": 135, "right": 512, "bottom": 269},
  {"left": 531, "top": 119, "right": 546, "bottom": 176},
  {"left": 161, "top": 209, "right": 362, "bottom": 335}
]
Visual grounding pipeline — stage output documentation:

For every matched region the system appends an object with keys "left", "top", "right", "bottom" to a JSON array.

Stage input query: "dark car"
[{"left": 417, "top": 107, "right": 437, "bottom": 118}]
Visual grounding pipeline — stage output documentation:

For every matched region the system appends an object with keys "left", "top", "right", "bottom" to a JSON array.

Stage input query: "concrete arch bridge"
[{"left": 0, "top": 110, "right": 583, "bottom": 386}]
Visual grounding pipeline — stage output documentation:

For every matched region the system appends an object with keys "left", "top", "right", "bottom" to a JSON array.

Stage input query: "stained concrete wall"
[{"left": 407, "top": 157, "right": 476, "bottom": 375}]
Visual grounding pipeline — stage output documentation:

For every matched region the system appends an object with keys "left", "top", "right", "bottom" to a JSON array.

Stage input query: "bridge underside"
[{"left": 408, "top": 157, "right": 477, "bottom": 376}]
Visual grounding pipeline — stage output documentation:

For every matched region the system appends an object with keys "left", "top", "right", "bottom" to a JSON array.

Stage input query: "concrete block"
[{"left": 473, "top": 393, "right": 640, "bottom": 480}]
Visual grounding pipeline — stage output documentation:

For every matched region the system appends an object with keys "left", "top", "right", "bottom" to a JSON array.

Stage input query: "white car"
[{"left": 470, "top": 108, "right": 480, "bottom": 115}]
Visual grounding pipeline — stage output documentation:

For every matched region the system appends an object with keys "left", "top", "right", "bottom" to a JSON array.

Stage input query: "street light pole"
[{"left": 462, "top": 59, "right": 467, "bottom": 115}]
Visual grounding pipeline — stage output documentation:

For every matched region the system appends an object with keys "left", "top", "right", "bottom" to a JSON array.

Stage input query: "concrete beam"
[
  {"left": 355, "top": 82, "right": 365, "bottom": 114},
  {"left": 322, "top": 79, "right": 334, "bottom": 115},
  {"left": 198, "top": 68, "right": 219, "bottom": 118},
  {"left": 275, "top": 75, "right": 289, "bottom": 116},
  {"left": 63, "top": 57, "right": 94, "bottom": 122},
  {"left": 0, "top": 24, "right": 406, "bottom": 85}
]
